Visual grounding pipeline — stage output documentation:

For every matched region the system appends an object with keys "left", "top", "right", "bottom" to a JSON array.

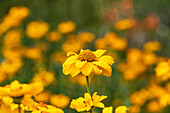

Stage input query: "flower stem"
[
  {"left": 86, "top": 76, "right": 90, "bottom": 94},
  {"left": 18, "top": 103, "right": 21, "bottom": 113}
]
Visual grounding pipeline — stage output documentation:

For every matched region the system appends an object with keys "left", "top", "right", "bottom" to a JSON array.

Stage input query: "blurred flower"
[
  {"left": 77, "top": 32, "right": 95, "bottom": 43},
  {"left": 0, "top": 80, "right": 43, "bottom": 97},
  {"left": 21, "top": 96, "right": 64, "bottom": 113},
  {"left": 143, "top": 41, "right": 161, "bottom": 52},
  {"left": 102, "top": 106, "right": 113, "bottom": 113},
  {"left": 0, "top": 6, "right": 29, "bottom": 35},
  {"left": 114, "top": 18, "right": 134, "bottom": 30},
  {"left": 147, "top": 101, "right": 162, "bottom": 112},
  {"left": 129, "top": 105, "right": 140, "bottom": 113},
  {"left": 115, "top": 106, "right": 128, "bottom": 113},
  {"left": 51, "top": 52, "right": 67, "bottom": 64},
  {"left": 155, "top": 61, "right": 170, "bottom": 77},
  {"left": 95, "top": 32, "right": 127, "bottom": 50},
  {"left": 24, "top": 48, "right": 42, "bottom": 60},
  {"left": 46, "top": 31, "right": 62, "bottom": 42},
  {"left": 58, "top": 21, "right": 76, "bottom": 34},
  {"left": 144, "top": 14, "right": 160, "bottom": 30},
  {"left": 62, "top": 39, "right": 83, "bottom": 53},
  {"left": 0, "top": 59, "right": 23, "bottom": 75},
  {"left": 0, "top": 96, "right": 18, "bottom": 113},
  {"left": 63, "top": 49, "right": 114, "bottom": 77},
  {"left": 50, "top": 94, "right": 70, "bottom": 108},
  {"left": 142, "top": 52, "right": 157, "bottom": 65},
  {"left": 35, "top": 91, "right": 50, "bottom": 102},
  {"left": 69, "top": 74, "right": 91, "bottom": 86},
  {"left": 70, "top": 92, "right": 107, "bottom": 112},
  {"left": 26, "top": 21, "right": 49, "bottom": 39},
  {"left": 32, "top": 70, "right": 55, "bottom": 86}
]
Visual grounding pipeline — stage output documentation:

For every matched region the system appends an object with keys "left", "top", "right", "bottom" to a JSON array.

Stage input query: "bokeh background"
[{"left": 0, "top": 0, "right": 170, "bottom": 113}]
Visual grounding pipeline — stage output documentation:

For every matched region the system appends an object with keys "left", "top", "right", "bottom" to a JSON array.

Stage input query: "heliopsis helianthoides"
[
  {"left": 21, "top": 96, "right": 64, "bottom": 113},
  {"left": 0, "top": 80, "right": 43, "bottom": 97},
  {"left": 70, "top": 92, "right": 107, "bottom": 112},
  {"left": 63, "top": 49, "right": 114, "bottom": 77}
]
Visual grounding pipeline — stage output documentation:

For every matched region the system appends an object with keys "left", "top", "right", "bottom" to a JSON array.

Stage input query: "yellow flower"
[
  {"left": 32, "top": 70, "right": 55, "bottom": 86},
  {"left": 102, "top": 106, "right": 113, "bottom": 113},
  {"left": 50, "top": 94, "right": 70, "bottom": 108},
  {"left": 155, "top": 61, "right": 170, "bottom": 77},
  {"left": 21, "top": 96, "right": 64, "bottom": 113},
  {"left": 0, "top": 80, "right": 43, "bottom": 97},
  {"left": 58, "top": 21, "right": 76, "bottom": 34},
  {"left": 34, "top": 91, "right": 50, "bottom": 102},
  {"left": 114, "top": 19, "right": 134, "bottom": 30},
  {"left": 70, "top": 92, "right": 107, "bottom": 112},
  {"left": 63, "top": 49, "right": 114, "bottom": 77},
  {"left": 26, "top": 21, "right": 49, "bottom": 39},
  {"left": 0, "top": 96, "right": 18, "bottom": 113},
  {"left": 24, "top": 48, "right": 42, "bottom": 60},
  {"left": 147, "top": 101, "right": 162, "bottom": 112},
  {"left": 46, "top": 31, "right": 62, "bottom": 42},
  {"left": 143, "top": 41, "right": 161, "bottom": 52},
  {"left": 115, "top": 106, "right": 128, "bottom": 113}
]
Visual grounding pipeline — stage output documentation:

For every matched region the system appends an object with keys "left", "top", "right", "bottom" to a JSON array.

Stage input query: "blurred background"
[{"left": 0, "top": 0, "right": 170, "bottom": 113}]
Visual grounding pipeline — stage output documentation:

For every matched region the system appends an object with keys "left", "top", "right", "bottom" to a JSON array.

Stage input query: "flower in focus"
[
  {"left": 114, "top": 18, "right": 134, "bottom": 30},
  {"left": 26, "top": 21, "right": 49, "bottom": 39},
  {"left": 63, "top": 49, "right": 114, "bottom": 77},
  {"left": 102, "top": 106, "right": 113, "bottom": 113},
  {"left": 58, "top": 21, "right": 76, "bottom": 34},
  {"left": 70, "top": 92, "right": 107, "bottom": 112},
  {"left": 115, "top": 106, "right": 128, "bottom": 113},
  {"left": 50, "top": 94, "right": 70, "bottom": 108}
]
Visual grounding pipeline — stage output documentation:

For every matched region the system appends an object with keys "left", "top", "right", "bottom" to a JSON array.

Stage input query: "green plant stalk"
[
  {"left": 86, "top": 76, "right": 90, "bottom": 94},
  {"left": 86, "top": 76, "right": 92, "bottom": 113},
  {"left": 18, "top": 103, "right": 21, "bottom": 113}
]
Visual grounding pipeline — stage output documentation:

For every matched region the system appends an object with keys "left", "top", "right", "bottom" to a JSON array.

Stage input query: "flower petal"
[
  {"left": 69, "top": 65, "right": 81, "bottom": 77},
  {"left": 102, "top": 106, "right": 113, "bottom": 113},
  {"left": 81, "top": 63, "right": 92, "bottom": 76},
  {"left": 94, "top": 102, "right": 105, "bottom": 108},
  {"left": 93, "top": 61, "right": 112, "bottom": 77},
  {"left": 91, "top": 64, "right": 102, "bottom": 74},
  {"left": 75, "top": 61, "right": 87, "bottom": 69},
  {"left": 98, "top": 55, "right": 114, "bottom": 65},
  {"left": 63, "top": 56, "right": 77, "bottom": 67},
  {"left": 84, "top": 93, "right": 91, "bottom": 100},
  {"left": 93, "top": 49, "right": 106, "bottom": 58},
  {"left": 67, "top": 51, "right": 77, "bottom": 57}
]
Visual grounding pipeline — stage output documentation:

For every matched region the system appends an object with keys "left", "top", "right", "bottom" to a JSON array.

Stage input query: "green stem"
[
  {"left": 86, "top": 76, "right": 90, "bottom": 94},
  {"left": 18, "top": 103, "right": 21, "bottom": 113}
]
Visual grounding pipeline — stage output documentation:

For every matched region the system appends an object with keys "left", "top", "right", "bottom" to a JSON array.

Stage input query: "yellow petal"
[
  {"left": 93, "top": 49, "right": 106, "bottom": 58},
  {"left": 69, "top": 65, "right": 81, "bottom": 77},
  {"left": 98, "top": 55, "right": 114, "bottom": 65},
  {"left": 63, "top": 56, "right": 77, "bottom": 67},
  {"left": 102, "top": 106, "right": 113, "bottom": 113},
  {"left": 93, "top": 61, "right": 112, "bottom": 77},
  {"left": 84, "top": 93, "right": 91, "bottom": 100},
  {"left": 75, "top": 61, "right": 87, "bottom": 69},
  {"left": 115, "top": 106, "right": 128, "bottom": 113},
  {"left": 67, "top": 51, "right": 77, "bottom": 57},
  {"left": 82, "top": 63, "right": 92, "bottom": 76},
  {"left": 92, "top": 64, "right": 102, "bottom": 74},
  {"left": 94, "top": 102, "right": 105, "bottom": 108}
]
